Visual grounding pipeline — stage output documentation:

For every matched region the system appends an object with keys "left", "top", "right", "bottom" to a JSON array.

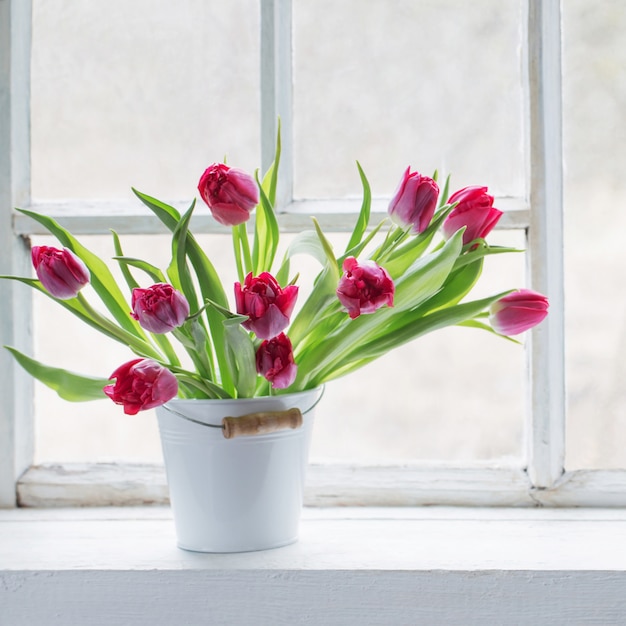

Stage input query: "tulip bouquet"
[{"left": 2, "top": 131, "right": 548, "bottom": 415}]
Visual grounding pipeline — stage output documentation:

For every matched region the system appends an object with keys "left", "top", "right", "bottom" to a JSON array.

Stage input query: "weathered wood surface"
[
  {"left": 17, "top": 462, "right": 626, "bottom": 508},
  {"left": 1, "top": 507, "right": 626, "bottom": 625}
]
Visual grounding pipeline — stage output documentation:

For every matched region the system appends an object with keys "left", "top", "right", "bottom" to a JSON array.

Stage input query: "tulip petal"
[
  {"left": 489, "top": 289, "right": 549, "bottom": 335},
  {"left": 235, "top": 271, "right": 298, "bottom": 339},
  {"left": 198, "top": 163, "right": 259, "bottom": 227},
  {"left": 104, "top": 358, "right": 178, "bottom": 414}
]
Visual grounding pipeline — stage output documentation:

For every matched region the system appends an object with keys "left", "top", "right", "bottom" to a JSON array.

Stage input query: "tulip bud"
[
  {"left": 31, "top": 246, "right": 90, "bottom": 300},
  {"left": 103, "top": 358, "right": 178, "bottom": 415},
  {"left": 256, "top": 333, "right": 297, "bottom": 389},
  {"left": 234, "top": 272, "right": 298, "bottom": 339},
  {"left": 388, "top": 167, "right": 439, "bottom": 234},
  {"left": 442, "top": 186, "right": 503, "bottom": 245},
  {"left": 336, "top": 257, "right": 395, "bottom": 320},
  {"left": 131, "top": 283, "right": 190, "bottom": 334},
  {"left": 198, "top": 163, "right": 259, "bottom": 226},
  {"left": 489, "top": 289, "right": 549, "bottom": 336}
]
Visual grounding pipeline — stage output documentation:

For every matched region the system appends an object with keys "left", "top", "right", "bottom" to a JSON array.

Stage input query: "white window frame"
[{"left": 2, "top": 0, "right": 625, "bottom": 509}]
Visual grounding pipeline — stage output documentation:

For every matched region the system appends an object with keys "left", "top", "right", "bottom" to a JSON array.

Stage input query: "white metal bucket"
[{"left": 155, "top": 387, "right": 323, "bottom": 553}]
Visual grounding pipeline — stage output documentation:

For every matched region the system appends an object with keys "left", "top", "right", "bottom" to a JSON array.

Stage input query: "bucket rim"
[{"left": 162, "top": 385, "right": 323, "bottom": 409}]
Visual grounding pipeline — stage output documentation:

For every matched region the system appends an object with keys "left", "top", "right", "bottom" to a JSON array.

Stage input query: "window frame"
[{"left": 3, "top": 0, "right": 626, "bottom": 509}]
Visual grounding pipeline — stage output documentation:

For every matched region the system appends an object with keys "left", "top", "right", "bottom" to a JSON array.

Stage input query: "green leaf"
[
  {"left": 113, "top": 234, "right": 182, "bottom": 367},
  {"left": 113, "top": 256, "right": 167, "bottom": 284},
  {"left": 5, "top": 346, "right": 110, "bottom": 402},
  {"left": 252, "top": 120, "right": 282, "bottom": 275},
  {"left": 176, "top": 317, "right": 213, "bottom": 381},
  {"left": 452, "top": 243, "right": 523, "bottom": 272},
  {"left": 223, "top": 323, "right": 257, "bottom": 398},
  {"left": 312, "top": 217, "right": 340, "bottom": 283},
  {"left": 286, "top": 229, "right": 328, "bottom": 265},
  {"left": 345, "top": 162, "right": 371, "bottom": 253},
  {"left": 131, "top": 190, "right": 228, "bottom": 307},
  {"left": 109, "top": 242, "right": 181, "bottom": 367},
  {"left": 167, "top": 202, "right": 198, "bottom": 305},
  {"left": 110, "top": 231, "right": 140, "bottom": 292},
  {"left": 341, "top": 219, "right": 386, "bottom": 266},
  {"left": 382, "top": 203, "right": 456, "bottom": 277},
  {"left": 391, "top": 228, "right": 464, "bottom": 311},
  {"left": 0, "top": 276, "right": 163, "bottom": 359},
  {"left": 292, "top": 231, "right": 465, "bottom": 388},
  {"left": 370, "top": 224, "right": 409, "bottom": 264},
  {"left": 232, "top": 223, "right": 252, "bottom": 282},
  {"left": 261, "top": 118, "right": 282, "bottom": 207},
  {"left": 288, "top": 266, "right": 339, "bottom": 347},
  {"left": 205, "top": 298, "right": 248, "bottom": 325},
  {"left": 16, "top": 208, "right": 146, "bottom": 339},
  {"left": 421, "top": 257, "right": 484, "bottom": 313},
  {"left": 341, "top": 291, "right": 512, "bottom": 365},
  {"left": 202, "top": 299, "right": 257, "bottom": 398},
  {"left": 133, "top": 189, "right": 234, "bottom": 394},
  {"left": 438, "top": 174, "right": 452, "bottom": 207},
  {"left": 253, "top": 171, "right": 280, "bottom": 274},
  {"left": 173, "top": 372, "right": 232, "bottom": 399},
  {"left": 457, "top": 319, "right": 522, "bottom": 344},
  {"left": 286, "top": 219, "right": 342, "bottom": 350},
  {"left": 168, "top": 203, "right": 218, "bottom": 380},
  {"left": 0, "top": 275, "right": 111, "bottom": 335}
]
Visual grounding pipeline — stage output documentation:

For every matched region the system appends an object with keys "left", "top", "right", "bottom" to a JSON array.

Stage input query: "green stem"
[
  {"left": 238, "top": 224, "right": 253, "bottom": 275},
  {"left": 151, "top": 333, "right": 181, "bottom": 367},
  {"left": 232, "top": 227, "right": 245, "bottom": 284},
  {"left": 172, "top": 326, "right": 213, "bottom": 382}
]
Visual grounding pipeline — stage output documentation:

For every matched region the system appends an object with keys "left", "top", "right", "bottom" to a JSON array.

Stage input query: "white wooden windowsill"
[{"left": 2, "top": 507, "right": 626, "bottom": 625}]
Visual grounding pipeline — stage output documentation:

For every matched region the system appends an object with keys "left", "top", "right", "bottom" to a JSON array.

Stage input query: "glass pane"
[
  {"left": 293, "top": 0, "right": 524, "bottom": 199},
  {"left": 33, "top": 230, "right": 526, "bottom": 465},
  {"left": 563, "top": 1, "right": 626, "bottom": 469},
  {"left": 31, "top": 0, "right": 260, "bottom": 200}
]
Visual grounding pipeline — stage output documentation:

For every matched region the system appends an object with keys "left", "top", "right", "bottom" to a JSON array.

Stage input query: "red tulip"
[
  {"left": 442, "top": 186, "right": 503, "bottom": 245},
  {"left": 336, "top": 257, "right": 395, "bottom": 319},
  {"left": 256, "top": 333, "right": 297, "bottom": 389},
  {"left": 235, "top": 272, "right": 299, "bottom": 340},
  {"left": 388, "top": 167, "right": 439, "bottom": 234},
  {"left": 198, "top": 163, "right": 259, "bottom": 226},
  {"left": 489, "top": 289, "right": 549, "bottom": 335},
  {"left": 31, "top": 246, "right": 90, "bottom": 300},
  {"left": 103, "top": 358, "right": 178, "bottom": 415},
  {"left": 131, "top": 283, "right": 190, "bottom": 334}
]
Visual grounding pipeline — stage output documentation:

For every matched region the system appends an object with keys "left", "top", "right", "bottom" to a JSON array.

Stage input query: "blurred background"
[{"left": 28, "top": 0, "right": 626, "bottom": 469}]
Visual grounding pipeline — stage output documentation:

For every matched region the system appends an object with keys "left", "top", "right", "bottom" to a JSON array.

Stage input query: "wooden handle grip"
[{"left": 221, "top": 408, "right": 303, "bottom": 439}]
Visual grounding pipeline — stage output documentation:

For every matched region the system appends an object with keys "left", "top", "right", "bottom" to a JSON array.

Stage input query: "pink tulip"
[
  {"left": 198, "top": 163, "right": 259, "bottom": 226},
  {"left": 235, "top": 272, "right": 299, "bottom": 340},
  {"left": 489, "top": 289, "right": 549, "bottom": 335},
  {"left": 103, "top": 358, "right": 178, "bottom": 415},
  {"left": 336, "top": 257, "right": 395, "bottom": 320},
  {"left": 131, "top": 283, "right": 190, "bottom": 334},
  {"left": 442, "top": 186, "right": 503, "bottom": 245},
  {"left": 256, "top": 333, "right": 297, "bottom": 389},
  {"left": 31, "top": 246, "right": 90, "bottom": 300},
  {"left": 388, "top": 167, "right": 439, "bottom": 234}
]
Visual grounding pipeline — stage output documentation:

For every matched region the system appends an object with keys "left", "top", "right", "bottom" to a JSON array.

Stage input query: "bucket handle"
[
  {"left": 222, "top": 409, "right": 302, "bottom": 439},
  {"left": 162, "top": 388, "right": 324, "bottom": 439}
]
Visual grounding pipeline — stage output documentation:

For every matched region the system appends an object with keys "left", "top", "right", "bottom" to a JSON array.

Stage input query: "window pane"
[
  {"left": 31, "top": 0, "right": 260, "bottom": 200},
  {"left": 293, "top": 0, "right": 524, "bottom": 199},
  {"left": 563, "top": 1, "right": 626, "bottom": 469}
]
